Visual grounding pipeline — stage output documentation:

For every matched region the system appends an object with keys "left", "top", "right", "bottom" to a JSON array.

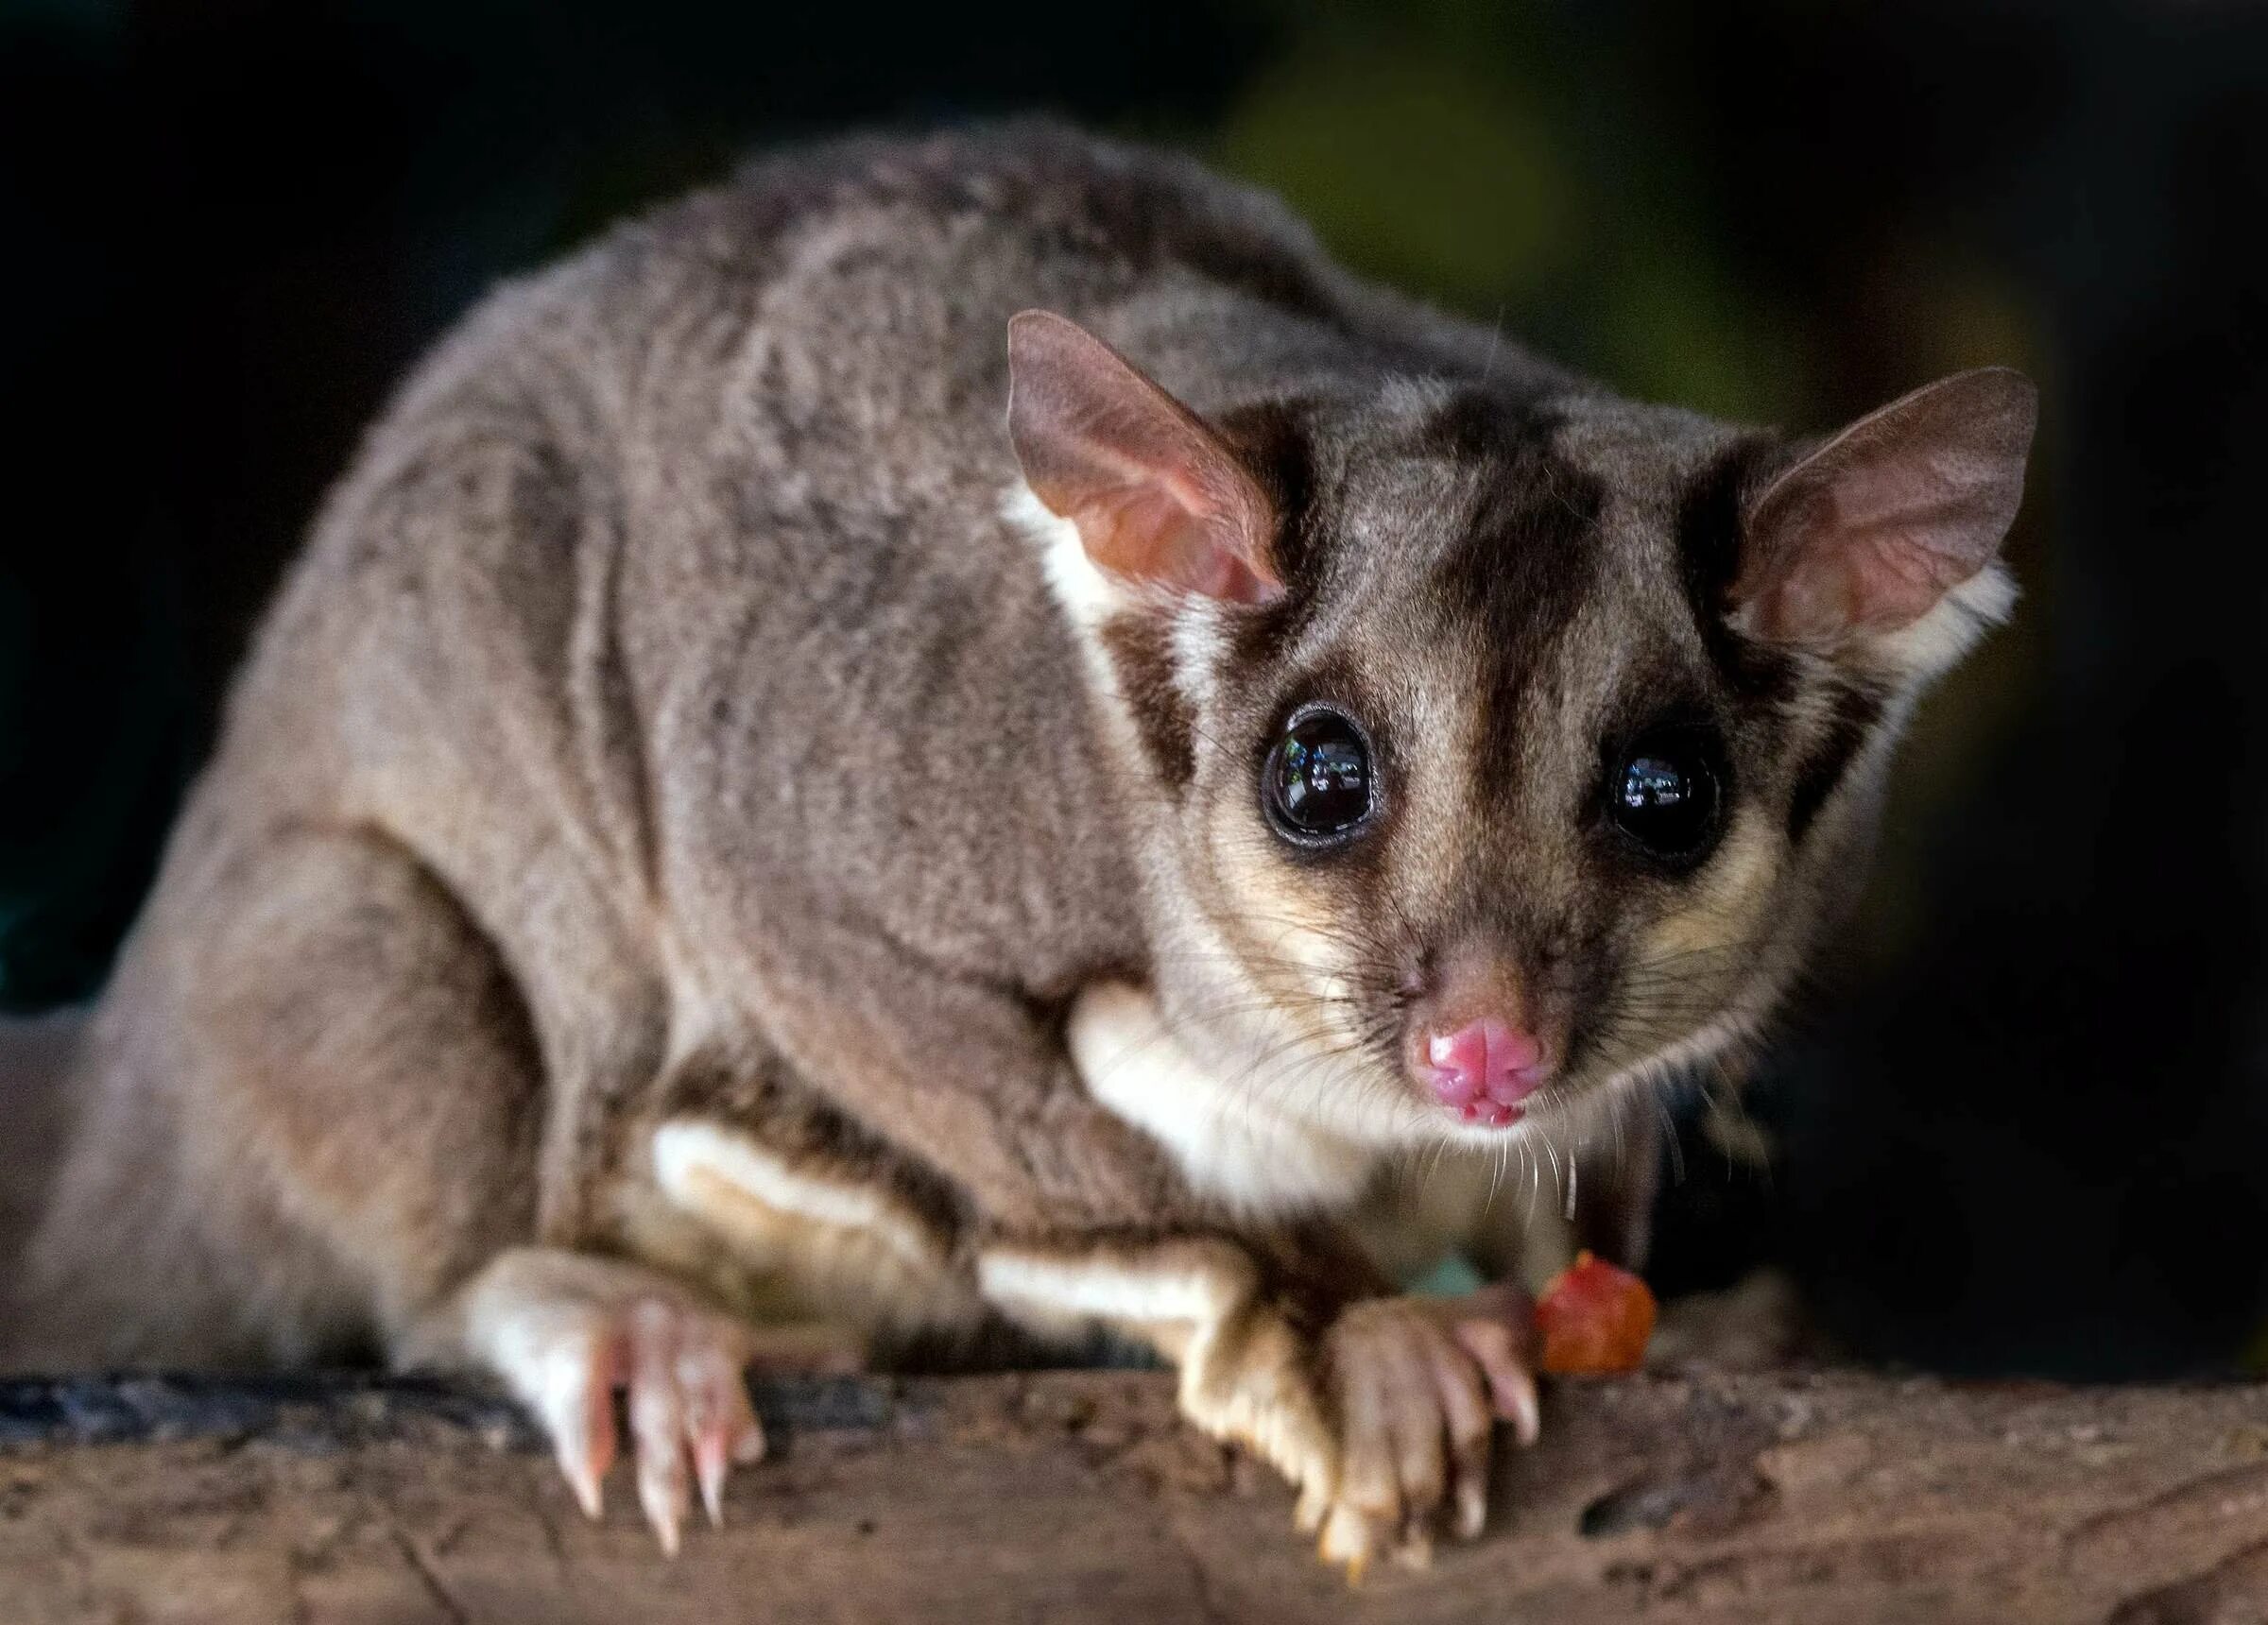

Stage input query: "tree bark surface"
[{"left": 2, "top": 1368, "right": 2265, "bottom": 1624}]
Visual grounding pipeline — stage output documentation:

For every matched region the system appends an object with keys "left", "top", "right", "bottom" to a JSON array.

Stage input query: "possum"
[{"left": 12, "top": 123, "right": 2034, "bottom": 1573}]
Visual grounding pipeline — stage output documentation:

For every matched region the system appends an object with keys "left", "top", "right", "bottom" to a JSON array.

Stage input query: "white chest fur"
[{"left": 1068, "top": 982, "right": 1379, "bottom": 1217}]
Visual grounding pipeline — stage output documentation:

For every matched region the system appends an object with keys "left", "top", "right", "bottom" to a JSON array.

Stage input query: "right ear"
[
  {"left": 1006, "top": 310, "right": 1283, "bottom": 605},
  {"left": 1730, "top": 367, "right": 2036, "bottom": 651}
]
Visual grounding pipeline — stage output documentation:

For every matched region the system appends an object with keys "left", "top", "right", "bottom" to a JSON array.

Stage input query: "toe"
[
  {"left": 507, "top": 1316, "right": 621, "bottom": 1523},
  {"left": 679, "top": 1335, "right": 760, "bottom": 1526},
  {"left": 1447, "top": 1289, "right": 1542, "bottom": 1446},
  {"left": 1317, "top": 1500, "right": 1384, "bottom": 1583},
  {"left": 1377, "top": 1328, "right": 1451, "bottom": 1533},
  {"left": 559, "top": 1344, "right": 622, "bottom": 1521},
  {"left": 1324, "top": 1318, "right": 1418, "bottom": 1576},
  {"left": 1332, "top": 1343, "right": 1403, "bottom": 1541},
  {"left": 628, "top": 1303, "right": 693, "bottom": 1555},
  {"left": 733, "top": 1414, "right": 768, "bottom": 1464},
  {"left": 686, "top": 1394, "right": 734, "bottom": 1528},
  {"left": 1458, "top": 1321, "right": 1539, "bottom": 1445},
  {"left": 1424, "top": 1333, "right": 1495, "bottom": 1539}
]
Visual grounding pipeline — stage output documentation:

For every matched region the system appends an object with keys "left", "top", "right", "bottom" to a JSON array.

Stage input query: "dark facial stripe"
[
  {"left": 1677, "top": 438, "right": 1800, "bottom": 708},
  {"left": 1098, "top": 611, "right": 1196, "bottom": 792},
  {"left": 1427, "top": 392, "right": 1607, "bottom": 796},
  {"left": 1217, "top": 401, "right": 1322, "bottom": 669},
  {"left": 1425, "top": 386, "right": 1539, "bottom": 463},
  {"left": 1786, "top": 682, "right": 1887, "bottom": 842},
  {"left": 1216, "top": 401, "right": 1319, "bottom": 584}
]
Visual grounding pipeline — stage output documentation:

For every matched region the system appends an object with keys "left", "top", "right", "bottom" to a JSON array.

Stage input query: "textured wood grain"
[{"left": 4, "top": 1368, "right": 2268, "bottom": 1623}]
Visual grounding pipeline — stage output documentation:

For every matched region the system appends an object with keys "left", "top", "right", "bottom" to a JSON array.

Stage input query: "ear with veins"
[
  {"left": 1006, "top": 309, "right": 1284, "bottom": 606},
  {"left": 1734, "top": 366, "right": 2037, "bottom": 646}
]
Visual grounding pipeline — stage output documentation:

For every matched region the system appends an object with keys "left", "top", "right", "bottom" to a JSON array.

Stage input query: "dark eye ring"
[
  {"left": 1609, "top": 728, "right": 1724, "bottom": 864},
  {"left": 1263, "top": 705, "right": 1377, "bottom": 847}
]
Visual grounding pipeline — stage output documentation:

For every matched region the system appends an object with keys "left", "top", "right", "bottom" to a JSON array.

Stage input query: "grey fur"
[{"left": 12, "top": 123, "right": 2029, "bottom": 1389}]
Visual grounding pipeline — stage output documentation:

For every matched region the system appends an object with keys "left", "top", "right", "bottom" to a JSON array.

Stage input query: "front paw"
[
  {"left": 1309, "top": 1287, "right": 1539, "bottom": 1574},
  {"left": 1181, "top": 1286, "right": 1538, "bottom": 1579}
]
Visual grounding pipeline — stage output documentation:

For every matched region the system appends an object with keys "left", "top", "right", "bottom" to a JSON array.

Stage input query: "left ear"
[
  {"left": 1732, "top": 368, "right": 2037, "bottom": 649},
  {"left": 1006, "top": 310, "right": 1284, "bottom": 606}
]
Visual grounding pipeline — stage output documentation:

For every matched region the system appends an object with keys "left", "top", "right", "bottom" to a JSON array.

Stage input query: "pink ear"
[
  {"left": 1006, "top": 310, "right": 1283, "bottom": 605},
  {"left": 1735, "top": 368, "right": 2037, "bottom": 644}
]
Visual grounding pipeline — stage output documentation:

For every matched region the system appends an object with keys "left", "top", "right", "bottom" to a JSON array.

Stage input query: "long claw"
[
  {"left": 1318, "top": 1501, "right": 1379, "bottom": 1579},
  {"left": 640, "top": 1475, "right": 684, "bottom": 1557},
  {"left": 558, "top": 1426, "right": 610, "bottom": 1522},
  {"left": 1502, "top": 1364, "right": 1540, "bottom": 1447},
  {"left": 520, "top": 1329, "right": 618, "bottom": 1522},
  {"left": 1454, "top": 1317, "right": 1541, "bottom": 1445},
  {"left": 684, "top": 1338, "right": 760, "bottom": 1527},
  {"left": 1455, "top": 1475, "right": 1486, "bottom": 1540},
  {"left": 694, "top": 1429, "right": 730, "bottom": 1528}
]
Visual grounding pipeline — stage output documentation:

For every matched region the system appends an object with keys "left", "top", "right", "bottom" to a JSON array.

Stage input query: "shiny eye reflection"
[
  {"left": 1264, "top": 709, "right": 1375, "bottom": 844},
  {"left": 1611, "top": 733, "right": 1722, "bottom": 860}
]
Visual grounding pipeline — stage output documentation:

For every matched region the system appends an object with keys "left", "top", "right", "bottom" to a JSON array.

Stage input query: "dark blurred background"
[{"left": 5, "top": 0, "right": 2264, "bottom": 1378}]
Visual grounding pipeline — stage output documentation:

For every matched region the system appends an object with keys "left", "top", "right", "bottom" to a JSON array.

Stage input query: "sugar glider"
[{"left": 14, "top": 124, "right": 2034, "bottom": 1571}]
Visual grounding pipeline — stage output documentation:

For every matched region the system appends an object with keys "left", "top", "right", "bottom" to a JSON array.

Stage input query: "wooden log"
[{"left": 2, "top": 1367, "right": 2265, "bottom": 1623}]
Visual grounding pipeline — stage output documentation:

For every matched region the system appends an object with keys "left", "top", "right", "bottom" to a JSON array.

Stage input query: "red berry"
[{"left": 1535, "top": 1251, "right": 1658, "bottom": 1375}]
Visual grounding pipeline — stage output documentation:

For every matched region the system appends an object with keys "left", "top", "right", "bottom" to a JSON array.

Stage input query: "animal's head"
[{"left": 1007, "top": 309, "right": 2035, "bottom": 1153}]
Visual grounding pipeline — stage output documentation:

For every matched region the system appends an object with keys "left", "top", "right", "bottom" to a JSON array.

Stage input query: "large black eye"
[
  {"left": 1610, "top": 731, "right": 1723, "bottom": 862},
  {"left": 1263, "top": 708, "right": 1376, "bottom": 844}
]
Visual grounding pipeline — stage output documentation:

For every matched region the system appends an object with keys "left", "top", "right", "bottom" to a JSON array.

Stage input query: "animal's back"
[{"left": 223, "top": 121, "right": 1400, "bottom": 926}]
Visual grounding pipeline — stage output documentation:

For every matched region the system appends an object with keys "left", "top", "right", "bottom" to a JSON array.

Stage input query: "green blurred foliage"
[
  {"left": 1208, "top": 0, "right": 1813, "bottom": 424},
  {"left": 1217, "top": 41, "right": 1572, "bottom": 309}
]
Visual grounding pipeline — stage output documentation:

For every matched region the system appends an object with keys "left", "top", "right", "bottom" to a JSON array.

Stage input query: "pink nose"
[{"left": 1422, "top": 1017, "right": 1546, "bottom": 1125}]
